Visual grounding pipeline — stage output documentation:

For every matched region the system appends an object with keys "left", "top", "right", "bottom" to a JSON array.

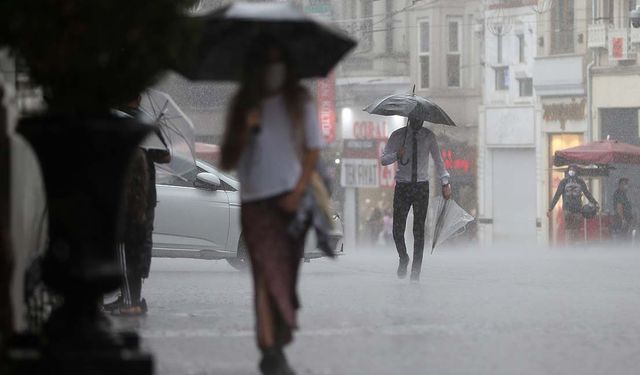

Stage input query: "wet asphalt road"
[{"left": 112, "top": 245, "right": 640, "bottom": 375}]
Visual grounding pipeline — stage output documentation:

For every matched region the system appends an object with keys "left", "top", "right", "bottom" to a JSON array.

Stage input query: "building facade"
[
  {"left": 587, "top": 0, "right": 640, "bottom": 226},
  {"left": 535, "top": 0, "right": 592, "bottom": 244},
  {"left": 477, "top": 0, "right": 541, "bottom": 245}
]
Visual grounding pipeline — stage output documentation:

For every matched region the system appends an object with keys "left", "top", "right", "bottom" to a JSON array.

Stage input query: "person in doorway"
[
  {"left": 612, "top": 177, "right": 633, "bottom": 240},
  {"left": 382, "top": 210, "right": 393, "bottom": 245},
  {"left": 367, "top": 205, "right": 383, "bottom": 246},
  {"left": 547, "top": 164, "right": 599, "bottom": 244},
  {"left": 381, "top": 118, "right": 451, "bottom": 282},
  {"left": 220, "top": 39, "right": 322, "bottom": 375}
]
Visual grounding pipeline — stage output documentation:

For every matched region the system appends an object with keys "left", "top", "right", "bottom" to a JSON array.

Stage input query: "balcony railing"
[{"left": 587, "top": 23, "right": 607, "bottom": 49}]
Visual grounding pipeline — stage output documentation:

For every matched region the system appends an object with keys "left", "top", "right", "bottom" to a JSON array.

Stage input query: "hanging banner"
[{"left": 317, "top": 70, "right": 336, "bottom": 144}]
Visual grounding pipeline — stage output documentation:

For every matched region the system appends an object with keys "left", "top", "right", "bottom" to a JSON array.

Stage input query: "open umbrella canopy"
[
  {"left": 363, "top": 93, "right": 456, "bottom": 126},
  {"left": 139, "top": 89, "right": 197, "bottom": 177},
  {"left": 178, "top": 2, "right": 356, "bottom": 81},
  {"left": 427, "top": 197, "right": 474, "bottom": 252},
  {"left": 554, "top": 139, "right": 640, "bottom": 166}
]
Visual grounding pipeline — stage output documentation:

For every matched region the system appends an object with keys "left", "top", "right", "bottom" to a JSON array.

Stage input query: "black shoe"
[
  {"left": 102, "top": 295, "right": 123, "bottom": 312},
  {"left": 397, "top": 256, "right": 409, "bottom": 279},
  {"left": 139, "top": 298, "right": 148, "bottom": 314},
  {"left": 259, "top": 348, "right": 295, "bottom": 375}
]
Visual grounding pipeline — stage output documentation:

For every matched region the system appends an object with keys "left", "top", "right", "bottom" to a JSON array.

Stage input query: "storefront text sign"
[
  {"left": 352, "top": 120, "right": 389, "bottom": 140},
  {"left": 317, "top": 71, "right": 336, "bottom": 144},
  {"left": 441, "top": 149, "right": 471, "bottom": 173},
  {"left": 542, "top": 99, "right": 585, "bottom": 129},
  {"left": 609, "top": 29, "right": 629, "bottom": 61},
  {"left": 340, "top": 159, "right": 379, "bottom": 188}
]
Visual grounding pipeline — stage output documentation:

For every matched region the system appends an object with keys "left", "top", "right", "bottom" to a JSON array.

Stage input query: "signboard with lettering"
[
  {"left": 341, "top": 110, "right": 404, "bottom": 140},
  {"left": 609, "top": 29, "right": 629, "bottom": 61},
  {"left": 341, "top": 159, "right": 379, "bottom": 188},
  {"left": 316, "top": 71, "right": 336, "bottom": 144}
]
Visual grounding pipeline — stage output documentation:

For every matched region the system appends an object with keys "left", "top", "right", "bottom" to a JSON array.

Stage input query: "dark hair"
[
  {"left": 220, "top": 37, "right": 309, "bottom": 170},
  {"left": 620, "top": 177, "right": 630, "bottom": 185}
]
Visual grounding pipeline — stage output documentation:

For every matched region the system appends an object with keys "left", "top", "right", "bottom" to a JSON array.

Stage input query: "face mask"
[
  {"left": 409, "top": 120, "right": 423, "bottom": 130},
  {"left": 265, "top": 63, "right": 286, "bottom": 92},
  {"left": 568, "top": 170, "right": 576, "bottom": 177}
]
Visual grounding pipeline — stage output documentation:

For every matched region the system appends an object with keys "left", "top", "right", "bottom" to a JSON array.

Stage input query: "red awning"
[{"left": 554, "top": 139, "right": 640, "bottom": 166}]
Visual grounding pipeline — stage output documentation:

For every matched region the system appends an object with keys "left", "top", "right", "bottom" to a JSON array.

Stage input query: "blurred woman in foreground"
[{"left": 221, "top": 39, "right": 323, "bottom": 375}]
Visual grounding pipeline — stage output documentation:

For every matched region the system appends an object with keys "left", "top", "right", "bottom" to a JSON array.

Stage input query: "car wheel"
[{"left": 226, "top": 235, "right": 249, "bottom": 271}]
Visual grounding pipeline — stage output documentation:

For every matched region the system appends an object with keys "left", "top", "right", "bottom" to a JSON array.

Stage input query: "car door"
[{"left": 153, "top": 167, "right": 230, "bottom": 255}]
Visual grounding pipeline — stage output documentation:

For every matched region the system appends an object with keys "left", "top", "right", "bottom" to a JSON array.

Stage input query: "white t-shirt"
[{"left": 237, "top": 94, "right": 324, "bottom": 203}]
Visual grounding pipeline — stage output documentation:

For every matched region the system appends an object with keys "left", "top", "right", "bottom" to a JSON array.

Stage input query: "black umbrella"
[
  {"left": 364, "top": 87, "right": 456, "bottom": 164},
  {"left": 178, "top": 2, "right": 356, "bottom": 81},
  {"left": 363, "top": 90, "right": 457, "bottom": 127}
]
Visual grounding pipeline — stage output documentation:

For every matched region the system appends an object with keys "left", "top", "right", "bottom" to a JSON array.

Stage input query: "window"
[
  {"left": 517, "top": 34, "right": 525, "bottom": 63},
  {"left": 385, "top": 0, "right": 393, "bottom": 54},
  {"left": 447, "top": 17, "right": 462, "bottom": 87},
  {"left": 518, "top": 78, "right": 533, "bottom": 96},
  {"left": 551, "top": 0, "right": 574, "bottom": 54},
  {"left": 601, "top": 0, "right": 614, "bottom": 23},
  {"left": 419, "top": 20, "right": 430, "bottom": 89},
  {"left": 156, "top": 165, "right": 198, "bottom": 187},
  {"left": 495, "top": 67, "right": 509, "bottom": 90},
  {"left": 497, "top": 34, "right": 503, "bottom": 64},
  {"left": 353, "top": 0, "right": 373, "bottom": 52}
]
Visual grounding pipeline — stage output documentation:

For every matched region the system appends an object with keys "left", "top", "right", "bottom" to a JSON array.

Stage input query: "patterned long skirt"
[{"left": 241, "top": 197, "right": 306, "bottom": 346}]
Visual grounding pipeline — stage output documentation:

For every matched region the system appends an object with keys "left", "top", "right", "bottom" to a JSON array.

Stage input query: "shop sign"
[
  {"left": 316, "top": 71, "right": 336, "bottom": 144},
  {"left": 340, "top": 158, "right": 379, "bottom": 188},
  {"left": 609, "top": 29, "right": 629, "bottom": 61},
  {"left": 542, "top": 98, "right": 586, "bottom": 129},
  {"left": 343, "top": 139, "right": 378, "bottom": 158},
  {"left": 441, "top": 149, "right": 471, "bottom": 173},
  {"left": 352, "top": 120, "right": 389, "bottom": 140}
]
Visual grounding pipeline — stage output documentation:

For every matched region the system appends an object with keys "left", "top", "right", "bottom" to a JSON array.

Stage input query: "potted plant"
[{"left": 1, "top": 1, "right": 199, "bottom": 372}]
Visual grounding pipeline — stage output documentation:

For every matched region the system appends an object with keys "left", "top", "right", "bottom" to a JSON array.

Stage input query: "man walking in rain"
[
  {"left": 381, "top": 117, "right": 451, "bottom": 282},
  {"left": 548, "top": 164, "right": 599, "bottom": 244}
]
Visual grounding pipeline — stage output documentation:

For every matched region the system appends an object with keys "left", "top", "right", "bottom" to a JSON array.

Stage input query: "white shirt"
[
  {"left": 380, "top": 126, "right": 450, "bottom": 184},
  {"left": 237, "top": 94, "right": 324, "bottom": 202}
]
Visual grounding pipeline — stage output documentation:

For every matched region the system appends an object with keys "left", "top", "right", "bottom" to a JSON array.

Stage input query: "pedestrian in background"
[
  {"left": 115, "top": 147, "right": 149, "bottom": 315},
  {"left": 221, "top": 39, "right": 322, "bottom": 375},
  {"left": 382, "top": 210, "right": 393, "bottom": 245},
  {"left": 612, "top": 177, "right": 633, "bottom": 240},
  {"left": 381, "top": 117, "right": 451, "bottom": 282},
  {"left": 548, "top": 164, "right": 599, "bottom": 244},
  {"left": 105, "top": 95, "right": 171, "bottom": 315}
]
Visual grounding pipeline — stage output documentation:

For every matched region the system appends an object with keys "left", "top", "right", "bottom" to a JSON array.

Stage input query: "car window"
[{"left": 156, "top": 164, "right": 197, "bottom": 187}]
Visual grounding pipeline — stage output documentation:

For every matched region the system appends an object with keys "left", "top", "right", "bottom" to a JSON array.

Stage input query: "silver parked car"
[{"left": 152, "top": 160, "right": 343, "bottom": 270}]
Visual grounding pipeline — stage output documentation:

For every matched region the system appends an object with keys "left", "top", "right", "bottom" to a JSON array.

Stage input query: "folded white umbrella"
[
  {"left": 139, "top": 89, "right": 197, "bottom": 177},
  {"left": 427, "top": 196, "right": 474, "bottom": 253}
]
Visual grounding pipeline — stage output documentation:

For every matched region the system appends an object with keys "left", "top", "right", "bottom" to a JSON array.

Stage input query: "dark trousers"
[
  {"left": 393, "top": 182, "right": 429, "bottom": 276},
  {"left": 117, "top": 243, "right": 143, "bottom": 306}
]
